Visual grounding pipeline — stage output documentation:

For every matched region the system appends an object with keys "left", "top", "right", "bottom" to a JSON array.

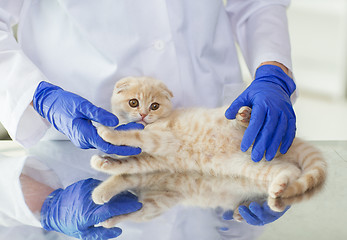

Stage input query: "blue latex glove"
[
  {"left": 222, "top": 202, "right": 290, "bottom": 226},
  {"left": 41, "top": 178, "right": 143, "bottom": 239},
  {"left": 115, "top": 122, "right": 144, "bottom": 131},
  {"left": 33, "top": 81, "right": 142, "bottom": 155},
  {"left": 225, "top": 65, "right": 296, "bottom": 162}
]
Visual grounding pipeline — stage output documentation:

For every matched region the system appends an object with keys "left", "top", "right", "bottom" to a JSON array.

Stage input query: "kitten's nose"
[{"left": 140, "top": 113, "right": 147, "bottom": 119}]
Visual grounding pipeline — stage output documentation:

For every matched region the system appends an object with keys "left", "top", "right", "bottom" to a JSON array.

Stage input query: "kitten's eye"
[
  {"left": 150, "top": 102, "right": 160, "bottom": 111},
  {"left": 129, "top": 99, "right": 139, "bottom": 108}
]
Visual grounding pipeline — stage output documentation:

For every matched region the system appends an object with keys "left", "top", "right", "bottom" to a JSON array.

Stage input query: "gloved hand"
[
  {"left": 225, "top": 65, "right": 296, "bottom": 162},
  {"left": 222, "top": 201, "right": 290, "bottom": 226},
  {"left": 115, "top": 122, "right": 144, "bottom": 131},
  {"left": 41, "top": 178, "right": 143, "bottom": 240},
  {"left": 33, "top": 81, "right": 143, "bottom": 155}
]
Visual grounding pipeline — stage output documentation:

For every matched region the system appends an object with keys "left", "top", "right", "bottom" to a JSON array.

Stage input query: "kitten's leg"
[
  {"left": 94, "top": 173, "right": 183, "bottom": 227},
  {"left": 267, "top": 181, "right": 324, "bottom": 212},
  {"left": 232, "top": 201, "right": 253, "bottom": 222},
  {"left": 97, "top": 125, "right": 180, "bottom": 156},
  {"left": 222, "top": 156, "right": 302, "bottom": 199},
  {"left": 101, "top": 191, "right": 182, "bottom": 228},
  {"left": 236, "top": 106, "right": 252, "bottom": 128},
  {"left": 92, "top": 175, "right": 139, "bottom": 205},
  {"left": 92, "top": 172, "right": 179, "bottom": 205},
  {"left": 232, "top": 207, "right": 244, "bottom": 222},
  {"left": 267, "top": 163, "right": 301, "bottom": 198},
  {"left": 91, "top": 154, "right": 168, "bottom": 176}
]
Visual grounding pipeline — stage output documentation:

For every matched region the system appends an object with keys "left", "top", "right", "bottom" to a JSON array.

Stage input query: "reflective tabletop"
[{"left": 0, "top": 140, "right": 346, "bottom": 240}]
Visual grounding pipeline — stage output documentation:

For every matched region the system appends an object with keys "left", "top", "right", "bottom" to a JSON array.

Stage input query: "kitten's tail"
[{"left": 282, "top": 139, "right": 327, "bottom": 198}]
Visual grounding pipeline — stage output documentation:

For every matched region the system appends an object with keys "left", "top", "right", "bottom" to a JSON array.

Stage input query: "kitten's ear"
[
  {"left": 159, "top": 82, "right": 174, "bottom": 100},
  {"left": 114, "top": 77, "right": 135, "bottom": 94}
]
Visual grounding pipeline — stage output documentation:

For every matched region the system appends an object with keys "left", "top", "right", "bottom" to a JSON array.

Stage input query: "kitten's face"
[{"left": 111, "top": 77, "right": 173, "bottom": 125}]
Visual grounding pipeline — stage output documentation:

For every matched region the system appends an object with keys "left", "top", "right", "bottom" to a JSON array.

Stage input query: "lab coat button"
[{"left": 153, "top": 40, "right": 165, "bottom": 50}]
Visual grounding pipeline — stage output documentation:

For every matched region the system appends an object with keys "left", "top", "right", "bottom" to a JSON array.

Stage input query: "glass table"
[{"left": 0, "top": 140, "right": 345, "bottom": 240}]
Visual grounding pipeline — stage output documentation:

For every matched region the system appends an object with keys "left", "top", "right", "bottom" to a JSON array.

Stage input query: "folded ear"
[
  {"left": 114, "top": 77, "right": 137, "bottom": 94},
  {"left": 160, "top": 83, "right": 174, "bottom": 100}
]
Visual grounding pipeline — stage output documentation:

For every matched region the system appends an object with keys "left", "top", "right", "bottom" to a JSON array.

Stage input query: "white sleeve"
[
  {"left": 225, "top": 0, "right": 292, "bottom": 77},
  {"left": 0, "top": 154, "right": 41, "bottom": 228},
  {"left": 0, "top": 2, "right": 50, "bottom": 147}
]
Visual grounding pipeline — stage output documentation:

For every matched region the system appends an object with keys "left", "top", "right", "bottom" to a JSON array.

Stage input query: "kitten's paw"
[
  {"left": 97, "top": 125, "right": 112, "bottom": 140},
  {"left": 90, "top": 155, "right": 112, "bottom": 170},
  {"left": 100, "top": 217, "right": 120, "bottom": 228},
  {"left": 97, "top": 125, "right": 109, "bottom": 135},
  {"left": 92, "top": 185, "right": 114, "bottom": 205},
  {"left": 236, "top": 106, "right": 252, "bottom": 127},
  {"left": 268, "top": 181, "right": 288, "bottom": 198},
  {"left": 91, "top": 154, "right": 133, "bottom": 175},
  {"left": 267, "top": 197, "right": 288, "bottom": 212},
  {"left": 232, "top": 208, "right": 244, "bottom": 222}
]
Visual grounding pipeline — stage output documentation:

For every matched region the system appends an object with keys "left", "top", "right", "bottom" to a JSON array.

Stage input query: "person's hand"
[
  {"left": 222, "top": 202, "right": 290, "bottom": 226},
  {"left": 40, "top": 178, "right": 143, "bottom": 239},
  {"left": 225, "top": 65, "right": 296, "bottom": 162},
  {"left": 33, "top": 81, "right": 143, "bottom": 155}
]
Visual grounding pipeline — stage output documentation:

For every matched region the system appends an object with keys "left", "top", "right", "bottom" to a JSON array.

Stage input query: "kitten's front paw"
[
  {"left": 97, "top": 125, "right": 112, "bottom": 140},
  {"left": 232, "top": 208, "right": 244, "bottom": 222},
  {"left": 100, "top": 217, "right": 120, "bottom": 228},
  {"left": 91, "top": 155, "right": 111, "bottom": 170},
  {"left": 92, "top": 185, "right": 113, "bottom": 205},
  {"left": 236, "top": 106, "right": 251, "bottom": 127}
]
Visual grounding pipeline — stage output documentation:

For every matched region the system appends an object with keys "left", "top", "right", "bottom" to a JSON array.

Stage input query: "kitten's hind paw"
[
  {"left": 267, "top": 197, "right": 288, "bottom": 212},
  {"left": 236, "top": 106, "right": 251, "bottom": 127},
  {"left": 268, "top": 182, "right": 288, "bottom": 198}
]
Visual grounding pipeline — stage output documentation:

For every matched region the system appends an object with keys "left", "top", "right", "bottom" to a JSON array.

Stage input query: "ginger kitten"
[{"left": 91, "top": 76, "right": 327, "bottom": 215}]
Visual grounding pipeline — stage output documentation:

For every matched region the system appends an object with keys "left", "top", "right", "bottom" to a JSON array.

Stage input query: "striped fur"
[
  {"left": 91, "top": 77, "right": 327, "bottom": 207},
  {"left": 92, "top": 171, "right": 324, "bottom": 227}
]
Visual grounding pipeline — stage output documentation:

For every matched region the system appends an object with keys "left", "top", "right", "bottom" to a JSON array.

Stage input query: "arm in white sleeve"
[
  {"left": 225, "top": 0, "right": 292, "bottom": 76},
  {"left": 0, "top": 155, "right": 42, "bottom": 227},
  {"left": 0, "top": 3, "right": 50, "bottom": 147}
]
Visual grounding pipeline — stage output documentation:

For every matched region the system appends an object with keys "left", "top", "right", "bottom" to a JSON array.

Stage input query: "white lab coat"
[{"left": 0, "top": 0, "right": 292, "bottom": 238}]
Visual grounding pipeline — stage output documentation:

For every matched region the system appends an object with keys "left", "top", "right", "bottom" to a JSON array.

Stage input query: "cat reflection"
[{"left": 95, "top": 171, "right": 323, "bottom": 228}]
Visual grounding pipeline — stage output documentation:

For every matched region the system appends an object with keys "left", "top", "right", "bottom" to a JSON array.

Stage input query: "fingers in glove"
[
  {"left": 94, "top": 191, "right": 143, "bottom": 223},
  {"left": 260, "top": 202, "right": 290, "bottom": 220},
  {"left": 88, "top": 121, "right": 144, "bottom": 155},
  {"left": 248, "top": 202, "right": 268, "bottom": 221},
  {"left": 78, "top": 101, "right": 119, "bottom": 127},
  {"left": 106, "top": 144, "right": 142, "bottom": 156},
  {"left": 82, "top": 226, "right": 122, "bottom": 240},
  {"left": 252, "top": 109, "right": 281, "bottom": 162},
  {"left": 241, "top": 104, "right": 266, "bottom": 156},
  {"left": 265, "top": 113, "right": 287, "bottom": 160},
  {"left": 222, "top": 210, "right": 234, "bottom": 220},
  {"left": 280, "top": 117, "right": 296, "bottom": 154},
  {"left": 92, "top": 131, "right": 142, "bottom": 155},
  {"left": 238, "top": 205, "right": 263, "bottom": 226},
  {"left": 225, "top": 99, "right": 249, "bottom": 120},
  {"left": 115, "top": 122, "right": 145, "bottom": 131}
]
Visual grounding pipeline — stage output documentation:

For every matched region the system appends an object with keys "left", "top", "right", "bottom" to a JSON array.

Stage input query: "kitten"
[
  {"left": 93, "top": 171, "right": 323, "bottom": 228},
  {"left": 91, "top": 76, "right": 327, "bottom": 207}
]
